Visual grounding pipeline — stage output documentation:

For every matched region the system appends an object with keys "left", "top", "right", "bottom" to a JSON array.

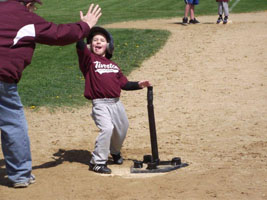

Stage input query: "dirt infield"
[{"left": 1, "top": 12, "right": 267, "bottom": 200}]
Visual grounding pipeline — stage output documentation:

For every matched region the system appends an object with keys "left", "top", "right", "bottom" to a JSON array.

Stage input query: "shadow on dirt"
[
  {"left": 172, "top": 22, "right": 188, "bottom": 26},
  {"left": 171, "top": 22, "right": 215, "bottom": 26},
  {"left": 0, "top": 159, "right": 10, "bottom": 187},
  {"left": 33, "top": 149, "right": 92, "bottom": 169},
  {"left": 0, "top": 149, "right": 92, "bottom": 187}
]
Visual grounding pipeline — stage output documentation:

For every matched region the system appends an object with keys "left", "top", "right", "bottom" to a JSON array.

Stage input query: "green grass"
[
  {"left": 20, "top": 29, "right": 169, "bottom": 107},
  {"left": 19, "top": 0, "right": 267, "bottom": 108},
  {"left": 228, "top": 0, "right": 267, "bottom": 13},
  {"left": 36, "top": 0, "right": 267, "bottom": 24}
]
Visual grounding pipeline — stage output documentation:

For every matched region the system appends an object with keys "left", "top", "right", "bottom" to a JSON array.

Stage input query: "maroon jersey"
[
  {"left": 0, "top": 0, "right": 90, "bottom": 83},
  {"left": 77, "top": 46, "right": 128, "bottom": 100}
]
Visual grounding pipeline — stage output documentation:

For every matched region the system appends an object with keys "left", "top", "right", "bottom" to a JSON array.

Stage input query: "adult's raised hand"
[{"left": 80, "top": 4, "right": 102, "bottom": 28}]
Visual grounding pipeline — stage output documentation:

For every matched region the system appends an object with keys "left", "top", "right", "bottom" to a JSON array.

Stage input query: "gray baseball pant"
[
  {"left": 218, "top": 2, "right": 229, "bottom": 17},
  {"left": 90, "top": 98, "right": 129, "bottom": 165}
]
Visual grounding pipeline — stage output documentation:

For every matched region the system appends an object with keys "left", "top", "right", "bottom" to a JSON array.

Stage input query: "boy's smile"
[{"left": 91, "top": 34, "right": 108, "bottom": 57}]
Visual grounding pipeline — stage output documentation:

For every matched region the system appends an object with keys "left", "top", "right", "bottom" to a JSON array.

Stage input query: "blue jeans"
[{"left": 0, "top": 81, "right": 32, "bottom": 183}]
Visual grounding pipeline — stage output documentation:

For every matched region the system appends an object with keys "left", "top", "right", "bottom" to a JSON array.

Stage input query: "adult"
[{"left": 0, "top": 0, "right": 101, "bottom": 188}]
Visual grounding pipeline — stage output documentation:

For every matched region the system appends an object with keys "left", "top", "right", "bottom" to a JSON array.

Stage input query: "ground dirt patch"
[{"left": 1, "top": 12, "right": 267, "bottom": 200}]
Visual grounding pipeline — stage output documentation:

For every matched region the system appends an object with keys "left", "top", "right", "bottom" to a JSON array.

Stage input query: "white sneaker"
[{"left": 13, "top": 174, "right": 36, "bottom": 188}]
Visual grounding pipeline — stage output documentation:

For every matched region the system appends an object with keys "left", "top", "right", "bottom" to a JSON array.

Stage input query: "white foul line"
[{"left": 230, "top": 0, "right": 241, "bottom": 12}]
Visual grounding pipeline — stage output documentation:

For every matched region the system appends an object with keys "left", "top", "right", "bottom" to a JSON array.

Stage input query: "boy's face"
[{"left": 91, "top": 34, "right": 108, "bottom": 57}]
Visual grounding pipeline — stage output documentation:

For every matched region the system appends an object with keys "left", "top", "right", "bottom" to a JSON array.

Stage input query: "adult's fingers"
[
  {"left": 80, "top": 11, "right": 83, "bottom": 19},
  {"left": 91, "top": 4, "right": 99, "bottom": 15},
  {"left": 95, "top": 11, "right": 102, "bottom": 20},
  {"left": 88, "top": 3, "right": 94, "bottom": 14},
  {"left": 94, "top": 6, "right": 102, "bottom": 17}
]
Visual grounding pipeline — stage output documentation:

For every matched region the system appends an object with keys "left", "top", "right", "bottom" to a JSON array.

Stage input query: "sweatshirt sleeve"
[
  {"left": 122, "top": 81, "right": 142, "bottom": 90},
  {"left": 32, "top": 14, "right": 90, "bottom": 46},
  {"left": 76, "top": 39, "right": 86, "bottom": 50},
  {"left": 76, "top": 43, "right": 92, "bottom": 76},
  {"left": 117, "top": 70, "right": 129, "bottom": 89}
]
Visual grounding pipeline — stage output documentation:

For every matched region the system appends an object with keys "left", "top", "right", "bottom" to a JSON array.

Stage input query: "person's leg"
[
  {"left": 217, "top": 2, "right": 223, "bottom": 24},
  {"left": 183, "top": 1, "right": 190, "bottom": 23},
  {"left": 222, "top": 1, "right": 229, "bottom": 24},
  {"left": 184, "top": 3, "right": 190, "bottom": 18},
  {"left": 0, "top": 82, "right": 32, "bottom": 185},
  {"left": 109, "top": 100, "right": 129, "bottom": 155},
  {"left": 90, "top": 103, "right": 114, "bottom": 165},
  {"left": 190, "top": 4, "right": 195, "bottom": 20},
  {"left": 222, "top": 1, "right": 229, "bottom": 17},
  {"left": 218, "top": 2, "right": 223, "bottom": 16},
  {"left": 189, "top": 0, "right": 199, "bottom": 24}
]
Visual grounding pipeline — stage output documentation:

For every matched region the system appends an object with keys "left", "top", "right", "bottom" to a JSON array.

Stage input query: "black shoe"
[
  {"left": 182, "top": 17, "right": 188, "bottom": 24},
  {"left": 89, "top": 163, "right": 111, "bottom": 174},
  {"left": 189, "top": 18, "right": 200, "bottom": 24},
  {"left": 223, "top": 16, "right": 228, "bottom": 24},
  {"left": 111, "top": 153, "right": 123, "bottom": 165},
  {"left": 217, "top": 16, "right": 223, "bottom": 24}
]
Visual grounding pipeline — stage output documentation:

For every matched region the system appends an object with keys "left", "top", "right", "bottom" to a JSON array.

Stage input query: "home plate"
[
  {"left": 218, "top": 20, "right": 233, "bottom": 24},
  {"left": 98, "top": 163, "right": 165, "bottom": 178}
]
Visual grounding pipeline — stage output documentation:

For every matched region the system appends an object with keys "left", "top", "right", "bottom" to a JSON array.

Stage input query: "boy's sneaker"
[
  {"left": 182, "top": 17, "right": 188, "bottom": 24},
  {"left": 189, "top": 18, "right": 200, "bottom": 24},
  {"left": 111, "top": 153, "right": 123, "bottom": 165},
  {"left": 217, "top": 16, "right": 223, "bottom": 24},
  {"left": 13, "top": 174, "right": 36, "bottom": 188},
  {"left": 223, "top": 16, "right": 228, "bottom": 24},
  {"left": 89, "top": 163, "right": 111, "bottom": 174}
]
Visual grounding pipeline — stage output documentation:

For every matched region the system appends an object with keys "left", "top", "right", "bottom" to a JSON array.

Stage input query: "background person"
[
  {"left": 216, "top": 0, "right": 230, "bottom": 24},
  {"left": 0, "top": 0, "right": 101, "bottom": 188},
  {"left": 182, "top": 0, "right": 200, "bottom": 24}
]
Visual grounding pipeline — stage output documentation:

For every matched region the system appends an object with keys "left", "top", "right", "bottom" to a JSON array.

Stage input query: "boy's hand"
[
  {"left": 80, "top": 4, "right": 102, "bottom": 28},
  {"left": 138, "top": 80, "right": 151, "bottom": 88}
]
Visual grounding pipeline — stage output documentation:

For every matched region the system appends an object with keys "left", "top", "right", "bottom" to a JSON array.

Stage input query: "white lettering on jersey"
[
  {"left": 94, "top": 61, "right": 119, "bottom": 74},
  {"left": 13, "top": 24, "right": 35, "bottom": 46}
]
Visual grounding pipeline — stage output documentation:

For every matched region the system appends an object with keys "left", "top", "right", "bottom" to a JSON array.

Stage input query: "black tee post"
[{"left": 147, "top": 86, "right": 159, "bottom": 164}]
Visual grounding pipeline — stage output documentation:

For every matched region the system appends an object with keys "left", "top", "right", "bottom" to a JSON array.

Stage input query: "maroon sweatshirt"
[
  {"left": 0, "top": 0, "right": 90, "bottom": 83},
  {"left": 77, "top": 43, "right": 128, "bottom": 100}
]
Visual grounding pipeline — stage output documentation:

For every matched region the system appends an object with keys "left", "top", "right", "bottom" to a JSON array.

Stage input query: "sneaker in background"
[
  {"left": 182, "top": 17, "right": 188, "bottom": 24},
  {"left": 217, "top": 15, "right": 223, "bottom": 24},
  {"left": 223, "top": 16, "right": 228, "bottom": 24},
  {"left": 189, "top": 18, "right": 200, "bottom": 24}
]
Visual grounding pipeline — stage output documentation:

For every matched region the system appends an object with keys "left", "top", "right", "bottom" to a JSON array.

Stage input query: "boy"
[
  {"left": 76, "top": 27, "right": 151, "bottom": 174},
  {"left": 182, "top": 0, "right": 200, "bottom": 24}
]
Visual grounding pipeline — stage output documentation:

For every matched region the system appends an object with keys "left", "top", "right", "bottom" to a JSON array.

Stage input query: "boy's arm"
[
  {"left": 76, "top": 39, "right": 86, "bottom": 50},
  {"left": 76, "top": 40, "right": 91, "bottom": 75},
  {"left": 122, "top": 80, "right": 151, "bottom": 91},
  {"left": 122, "top": 81, "right": 141, "bottom": 91}
]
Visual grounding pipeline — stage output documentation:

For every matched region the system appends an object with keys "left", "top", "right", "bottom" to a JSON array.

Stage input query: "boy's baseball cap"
[
  {"left": 18, "top": 0, "right": 42, "bottom": 4},
  {"left": 87, "top": 26, "right": 114, "bottom": 59}
]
